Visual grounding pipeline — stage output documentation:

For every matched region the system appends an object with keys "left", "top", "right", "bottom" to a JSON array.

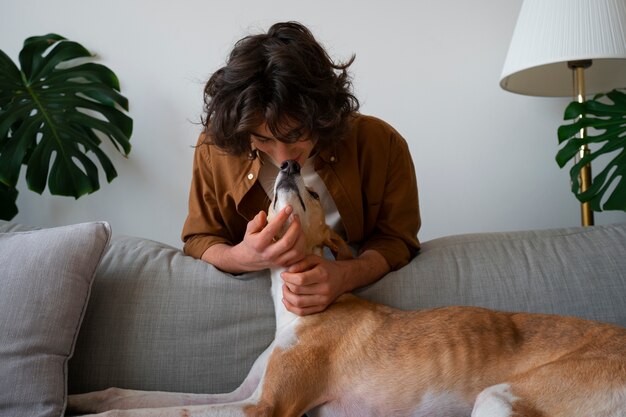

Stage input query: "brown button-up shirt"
[{"left": 181, "top": 114, "right": 420, "bottom": 270}]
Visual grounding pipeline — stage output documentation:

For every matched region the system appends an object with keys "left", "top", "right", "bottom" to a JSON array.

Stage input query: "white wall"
[{"left": 2, "top": 0, "right": 625, "bottom": 249}]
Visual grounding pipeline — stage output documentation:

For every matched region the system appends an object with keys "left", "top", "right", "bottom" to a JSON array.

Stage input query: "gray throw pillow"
[{"left": 0, "top": 222, "right": 111, "bottom": 417}]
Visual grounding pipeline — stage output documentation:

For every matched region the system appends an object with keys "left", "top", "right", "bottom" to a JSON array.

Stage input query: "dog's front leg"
[
  {"left": 68, "top": 344, "right": 276, "bottom": 414},
  {"left": 67, "top": 387, "right": 260, "bottom": 415},
  {"left": 76, "top": 400, "right": 272, "bottom": 417}
]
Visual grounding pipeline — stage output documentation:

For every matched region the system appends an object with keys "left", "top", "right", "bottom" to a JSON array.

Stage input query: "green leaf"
[
  {"left": 557, "top": 89, "right": 626, "bottom": 212},
  {"left": 0, "top": 115, "right": 41, "bottom": 185},
  {"left": 17, "top": 34, "right": 66, "bottom": 83},
  {"left": 0, "top": 50, "right": 23, "bottom": 96},
  {"left": 0, "top": 34, "right": 132, "bottom": 209},
  {"left": 0, "top": 182, "right": 18, "bottom": 220}
]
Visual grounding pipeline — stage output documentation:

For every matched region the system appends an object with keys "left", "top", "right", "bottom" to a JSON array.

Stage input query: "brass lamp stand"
[
  {"left": 500, "top": 0, "right": 626, "bottom": 228},
  {"left": 568, "top": 60, "right": 594, "bottom": 227}
]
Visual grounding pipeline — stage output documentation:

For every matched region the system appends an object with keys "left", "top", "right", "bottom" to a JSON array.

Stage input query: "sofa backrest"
[
  {"left": 359, "top": 224, "right": 626, "bottom": 326},
  {"left": 3, "top": 221, "right": 624, "bottom": 395}
]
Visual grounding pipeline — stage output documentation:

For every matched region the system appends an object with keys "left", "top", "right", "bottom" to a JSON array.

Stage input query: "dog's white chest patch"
[{"left": 273, "top": 320, "right": 299, "bottom": 350}]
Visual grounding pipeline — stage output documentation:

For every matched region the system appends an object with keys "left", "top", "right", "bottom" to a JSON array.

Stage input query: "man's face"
[{"left": 249, "top": 122, "right": 316, "bottom": 167}]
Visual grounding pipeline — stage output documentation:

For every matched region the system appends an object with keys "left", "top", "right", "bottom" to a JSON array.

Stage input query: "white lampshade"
[{"left": 501, "top": 0, "right": 626, "bottom": 97}]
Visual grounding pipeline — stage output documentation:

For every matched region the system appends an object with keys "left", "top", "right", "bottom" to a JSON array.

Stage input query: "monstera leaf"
[
  {"left": 557, "top": 89, "right": 626, "bottom": 212},
  {"left": 0, "top": 34, "right": 132, "bottom": 220}
]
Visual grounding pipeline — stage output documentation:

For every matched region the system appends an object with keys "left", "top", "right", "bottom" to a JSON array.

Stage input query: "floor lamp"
[{"left": 500, "top": 0, "right": 626, "bottom": 226}]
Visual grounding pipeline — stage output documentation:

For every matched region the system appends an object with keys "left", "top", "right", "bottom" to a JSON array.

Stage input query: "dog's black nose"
[{"left": 280, "top": 160, "right": 301, "bottom": 175}]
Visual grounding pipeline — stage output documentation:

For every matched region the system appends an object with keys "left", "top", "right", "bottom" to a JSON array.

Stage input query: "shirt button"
[
  {"left": 330, "top": 156, "right": 336, "bottom": 162},
  {"left": 247, "top": 173, "right": 254, "bottom": 180}
]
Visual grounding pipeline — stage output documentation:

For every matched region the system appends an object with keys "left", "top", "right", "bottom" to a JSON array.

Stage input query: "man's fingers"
[
  {"left": 246, "top": 211, "right": 267, "bottom": 234},
  {"left": 261, "top": 213, "right": 304, "bottom": 266},
  {"left": 285, "top": 254, "right": 318, "bottom": 274},
  {"left": 271, "top": 214, "right": 301, "bottom": 251},
  {"left": 282, "top": 296, "right": 325, "bottom": 316},
  {"left": 259, "top": 205, "right": 292, "bottom": 244},
  {"left": 283, "top": 280, "right": 318, "bottom": 296}
]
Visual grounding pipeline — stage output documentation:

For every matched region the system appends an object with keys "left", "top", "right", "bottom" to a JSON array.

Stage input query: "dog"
[{"left": 69, "top": 159, "right": 626, "bottom": 416}]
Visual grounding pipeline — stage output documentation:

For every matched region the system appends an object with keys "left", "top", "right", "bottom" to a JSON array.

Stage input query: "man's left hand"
[{"left": 280, "top": 255, "right": 347, "bottom": 316}]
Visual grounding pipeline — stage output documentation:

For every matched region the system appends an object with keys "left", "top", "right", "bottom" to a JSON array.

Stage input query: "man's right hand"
[{"left": 201, "top": 205, "right": 307, "bottom": 273}]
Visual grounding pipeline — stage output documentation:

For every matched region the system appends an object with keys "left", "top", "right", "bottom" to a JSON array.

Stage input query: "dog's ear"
[{"left": 323, "top": 229, "right": 353, "bottom": 260}]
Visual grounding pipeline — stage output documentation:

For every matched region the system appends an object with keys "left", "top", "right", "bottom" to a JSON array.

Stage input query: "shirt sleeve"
[
  {"left": 181, "top": 136, "right": 233, "bottom": 259},
  {"left": 359, "top": 129, "right": 421, "bottom": 271}
]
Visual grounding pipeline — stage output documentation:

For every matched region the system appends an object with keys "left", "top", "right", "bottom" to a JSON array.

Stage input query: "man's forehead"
[
  {"left": 249, "top": 131, "right": 276, "bottom": 141},
  {"left": 251, "top": 119, "right": 306, "bottom": 141}
]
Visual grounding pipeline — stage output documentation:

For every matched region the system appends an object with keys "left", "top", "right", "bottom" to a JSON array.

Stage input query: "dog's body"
[{"left": 69, "top": 160, "right": 626, "bottom": 417}]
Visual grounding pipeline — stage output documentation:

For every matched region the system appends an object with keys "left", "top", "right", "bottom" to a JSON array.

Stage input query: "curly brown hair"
[{"left": 202, "top": 21, "right": 359, "bottom": 155}]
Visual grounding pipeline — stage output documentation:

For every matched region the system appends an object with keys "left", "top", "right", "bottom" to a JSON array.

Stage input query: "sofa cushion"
[
  {"left": 0, "top": 222, "right": 111, "bottom": 417},
  {"left": 66, "top": 234, "right": 274, "bottom": 395}
]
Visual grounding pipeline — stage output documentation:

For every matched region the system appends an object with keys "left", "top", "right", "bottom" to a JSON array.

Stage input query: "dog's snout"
[
  {"left": 274, "top": 159, "right": 306, "bottom": 213},
  {"left": 280, "top": 160, "right": 301, "bottom": 175}
]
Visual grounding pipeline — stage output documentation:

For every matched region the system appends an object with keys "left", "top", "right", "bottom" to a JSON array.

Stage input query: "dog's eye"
[{"left": 308, "top": 190, "right": 320, "bottom": 200}]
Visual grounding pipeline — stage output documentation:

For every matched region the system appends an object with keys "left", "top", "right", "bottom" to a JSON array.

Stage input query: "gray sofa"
[{"left": 1, "top": 221, "right": 625, "bottom": 417}]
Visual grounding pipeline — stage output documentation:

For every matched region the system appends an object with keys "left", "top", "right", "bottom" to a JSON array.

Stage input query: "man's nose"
[{"left": 274, "top": 142, "right": 299, "bottom": 165}]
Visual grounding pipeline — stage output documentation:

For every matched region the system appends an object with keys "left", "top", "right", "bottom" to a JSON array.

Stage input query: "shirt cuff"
[
  {"left": 360, "top": 236, "right": 419, "bottom": 271},
  {"left": 183, "top": 235, "right": 231, "bottom": 260}
]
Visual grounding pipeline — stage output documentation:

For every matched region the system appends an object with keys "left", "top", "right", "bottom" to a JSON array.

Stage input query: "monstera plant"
[
  {"left": 557, "top": 89, "right": 626, "bottom": 212},
  {"left": 0, "top": 34, "right": 132, "bottom": 220}
]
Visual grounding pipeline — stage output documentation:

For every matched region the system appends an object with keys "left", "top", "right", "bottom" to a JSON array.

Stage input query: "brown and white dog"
[{"left": 69, "top": 160, "right": 626, "bottom": 417}]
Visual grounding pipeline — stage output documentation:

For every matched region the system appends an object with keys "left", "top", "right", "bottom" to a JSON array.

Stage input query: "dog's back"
[{"left": 285, "top": 296, "right": 626, "bottom": 417}]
